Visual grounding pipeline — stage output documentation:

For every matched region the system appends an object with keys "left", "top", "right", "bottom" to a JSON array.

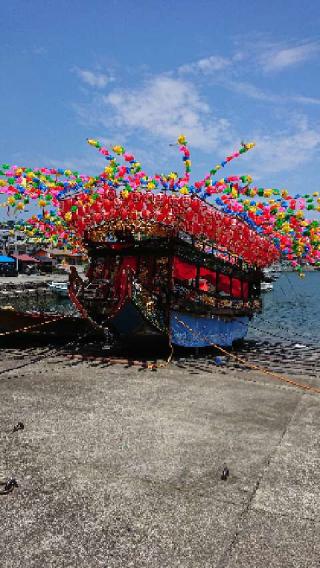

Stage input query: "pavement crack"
[{"left": 216, "top": 393, "right": 305, "bottom": 568}]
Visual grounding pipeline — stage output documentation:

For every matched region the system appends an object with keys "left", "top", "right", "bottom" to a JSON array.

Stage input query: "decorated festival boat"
[
  {"left": 68, "top": 200, "right": 272, "bottom": 348},
  {"left": 0, "top": 135, "right": 319, "bottom": 348}
]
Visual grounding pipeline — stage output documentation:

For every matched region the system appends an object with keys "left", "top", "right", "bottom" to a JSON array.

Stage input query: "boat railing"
[{"left": 172, "top": 281, "right": 262, "bottom": 313}]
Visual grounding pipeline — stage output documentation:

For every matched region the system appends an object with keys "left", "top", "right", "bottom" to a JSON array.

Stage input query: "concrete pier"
[{"left": 0, "top": 346, "right": 319, "bottom": 567}]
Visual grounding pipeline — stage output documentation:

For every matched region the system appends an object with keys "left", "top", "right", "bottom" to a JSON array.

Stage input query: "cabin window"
[{"left": 199, "top": 267, "right": 217, "bottom": 292}]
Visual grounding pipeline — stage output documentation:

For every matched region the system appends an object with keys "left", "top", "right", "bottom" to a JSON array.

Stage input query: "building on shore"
[
  {"left": 49, "top": 249, "right": 85, "bottom": 266},
  {"left": 0, "top": 255, "right": 17, "bottom": 276},
  {"left": 11, "top": 253, "right": 40, "bottom": 274}
]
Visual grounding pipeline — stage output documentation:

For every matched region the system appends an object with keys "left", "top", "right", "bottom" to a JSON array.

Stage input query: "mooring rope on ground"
[
  {"left": 0, "top": 306, "right": 318, "bottom": 392},
  {"left": 0, "top": 314, "right": 65, "bottom": 338},
  {"left": 173, "top": 316, "right": 320, "bottom": 395}
]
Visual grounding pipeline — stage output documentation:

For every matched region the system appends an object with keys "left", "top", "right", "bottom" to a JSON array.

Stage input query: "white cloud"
[
  {"left": 176, "top": 49, "right": 320, "bottom": 107},
  {"left": 291, "top": 95, "right": 320, "bottom": 106},
  {"left": 179, "top": 55, "right": 232, "bottom": 75},
  {"left": 214, "top": 78, "right": 320, "bottom": 106},
  {"left": 74, "top": 67, "right": 114, "bottom": 88},
  {"left": 260, "top": 41, "right": 320, "bottom": 72},
  {"left": 248, "top": 120, "right": 320, "bottom": 175},
  {"left": 100, "top": 75, "right": 233, "bottom": 151},
  {"left": 222, "top": 79, "right": 279, "bottom": 102}
]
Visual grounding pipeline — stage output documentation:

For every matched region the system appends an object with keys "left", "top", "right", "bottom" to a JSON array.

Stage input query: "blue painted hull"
[
  {"left": 109, "top": 303, "right": 248, "bottom": 348},
  {"left": 170, "top": 311, "right": 249, "bottom": 348}
]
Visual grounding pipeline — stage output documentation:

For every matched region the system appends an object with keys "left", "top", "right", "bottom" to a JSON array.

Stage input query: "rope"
[
  {"left": 0, "top": 315, "right": 65, "bottom": 338},
  {"left": 147, "top": 341, "right": 173, "bottom": 369},
  {"left": 251, "top": 316, "right": 317, "bottom": 345},
  {"left": 173, "top": 316, "right": 320, "bottom": 394}
]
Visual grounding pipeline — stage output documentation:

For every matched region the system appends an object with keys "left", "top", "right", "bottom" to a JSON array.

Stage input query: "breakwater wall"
[{"left": 0, "top": 281, "right": 54, "bottom": 300}]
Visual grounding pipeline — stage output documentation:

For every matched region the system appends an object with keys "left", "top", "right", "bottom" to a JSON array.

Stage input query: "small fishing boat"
[
  {"left": 48, "top": 282, "right": 69, "bottom": 297},
  {"left": 261, "top": 282, "right": 273, "bottom": 292},
  {"left": 0, "top": 306, "right": 93, "bottom": 339}
]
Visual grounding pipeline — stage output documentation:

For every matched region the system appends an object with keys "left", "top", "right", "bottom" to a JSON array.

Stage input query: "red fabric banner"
[
  {"left": 242, "top": 281, "right": 249, "bottom": 300},
  {"left": 199, "top": 267, "right": 217, "bottom": 284},
  {"left": 231, "top": 277, "right": 242, "bottom": 298},
  {"left": 218, "top": 274, "right": 231, "bottom": 294},
  {"left": 173, "top": 257, "right": 197, "bottom": 280}
]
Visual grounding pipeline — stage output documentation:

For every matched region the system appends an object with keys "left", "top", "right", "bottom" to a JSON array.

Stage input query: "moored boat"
[
  {"left": 48, "top": 281, "right": 69, "bottom": 297},
  {"left": 0, "top": 306, "right": 94, "bottom": 339},
  {"left": 69, "top": 220, "right": 266, "bottom": 348}
]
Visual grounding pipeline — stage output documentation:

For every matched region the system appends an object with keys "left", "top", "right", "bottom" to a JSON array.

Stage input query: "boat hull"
[
  {"left": 0, "top": 308, "right": 95, "bottom": 340},
  {"left": 170, "top": 310, "right": 248, "bottom": 348},
  {"left": 108, "top": 301, "right": 249, "bottom": 348},
  {"left": 110, "top": 300, "right": 163, "bottom": 339}
]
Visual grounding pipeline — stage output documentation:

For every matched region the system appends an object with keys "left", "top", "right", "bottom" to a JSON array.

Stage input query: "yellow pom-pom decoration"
[
  {"left": 177, "top": 135, "right": 187, "bottom": 145},
  {"left": 112, "top": 145, "right": 124, "bottom": 155}
]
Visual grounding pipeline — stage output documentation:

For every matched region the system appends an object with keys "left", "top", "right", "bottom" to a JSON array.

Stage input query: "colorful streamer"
[{"left": 0, "top": 136, "right": 319, "bottom": 271}]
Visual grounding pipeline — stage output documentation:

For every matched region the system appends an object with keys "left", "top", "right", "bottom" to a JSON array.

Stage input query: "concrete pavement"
[{"left": 0, "top": 348, "right": 319, "bottom": 567}]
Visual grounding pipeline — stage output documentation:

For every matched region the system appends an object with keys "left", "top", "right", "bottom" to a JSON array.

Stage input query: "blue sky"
[{"left": 1, "top": 0, "right": 320, "bottom": 210}]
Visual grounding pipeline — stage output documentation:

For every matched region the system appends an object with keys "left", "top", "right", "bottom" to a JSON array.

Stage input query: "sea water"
[{"left": 248, "top": 271, "right": 320, "bottom": 346}]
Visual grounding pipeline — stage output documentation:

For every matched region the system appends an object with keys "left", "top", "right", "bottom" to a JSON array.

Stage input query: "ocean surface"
[{"left": 248, "top": 271, "right": 320, "bottom": 346}]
